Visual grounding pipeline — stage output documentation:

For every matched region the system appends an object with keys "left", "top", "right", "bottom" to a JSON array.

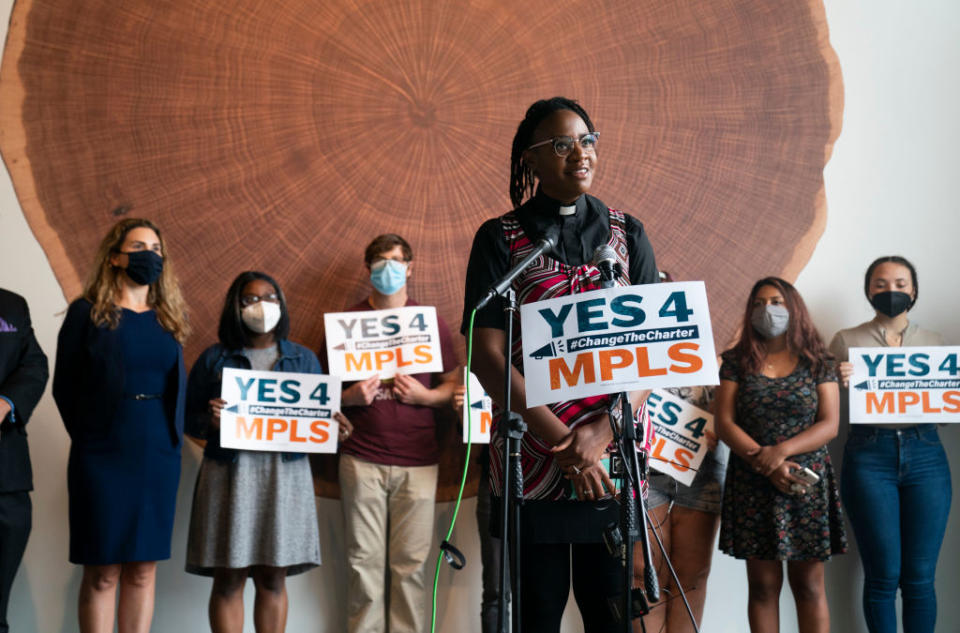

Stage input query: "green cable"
[{"left": 429, "top": 308, "right": 477, "bottom": 633}]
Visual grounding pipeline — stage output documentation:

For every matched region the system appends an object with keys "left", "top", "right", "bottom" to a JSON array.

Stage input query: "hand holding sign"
[
  {"left": 393, "top": 373, "right": 429, "bottom": 405},
  {"left": 837, "top": 361, "right": 853, "bottom": 388},
  {"left": 343, "top": 375, "right": 380, "bottom": 407},
  {"left": 335, "top": 411, "right": 354, "bottom": 442},
  {"left": 208, "top": 398, "right": 227, "bottom": 429}
]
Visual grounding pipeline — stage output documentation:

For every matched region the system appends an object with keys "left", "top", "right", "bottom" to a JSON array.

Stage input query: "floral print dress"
[{"left": 718, "top": 351, "right": 846, "bottom": 561}]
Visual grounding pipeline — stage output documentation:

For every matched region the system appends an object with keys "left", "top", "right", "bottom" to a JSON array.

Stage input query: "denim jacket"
[{"left": 185, "top": 339, "right": 323, "bottom": 463}]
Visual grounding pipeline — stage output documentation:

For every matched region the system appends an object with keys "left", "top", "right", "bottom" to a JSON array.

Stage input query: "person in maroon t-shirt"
[{"left": 335, "top": 234, "right": 459, "bottom": 633}]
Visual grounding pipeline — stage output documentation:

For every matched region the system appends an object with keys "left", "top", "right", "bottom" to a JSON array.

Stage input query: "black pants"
[
  {"left": 0, "top": 492, "right": 30, "bottom": 633},
  {"left": 519, "top": 541, "right": 622, "bottom": 633}
]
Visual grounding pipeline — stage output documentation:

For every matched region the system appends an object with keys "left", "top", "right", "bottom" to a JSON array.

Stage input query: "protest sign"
[
  {"left": 324, "top": 305, "right": 443, "bottom": 380},
  {"left": 462, "top": 369, "right": 492, "bottom": 444},
  {"left": 219, "top": 368, "right": 342, "bottom": 453},
  {"left": 520, "top": 282, "right": 719, "bottom": 407},
  {"left": 849, "top": 346, "right": 960, "bottom": 423},
  {"left": 645, "top": 388, "right": 714, "bottom": 486}
]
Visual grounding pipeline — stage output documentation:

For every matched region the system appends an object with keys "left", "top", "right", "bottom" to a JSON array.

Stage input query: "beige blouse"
[{"left": 829, "top": 319, "right": 946, "bottom": 428}]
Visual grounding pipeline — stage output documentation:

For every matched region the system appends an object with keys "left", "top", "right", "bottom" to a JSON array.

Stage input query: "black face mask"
[
  {"left": 870, "top": 291, "right": 912, "bottom": 318},
  {"left": 123, "top": 250, "right": 164, "bottom": 286}
]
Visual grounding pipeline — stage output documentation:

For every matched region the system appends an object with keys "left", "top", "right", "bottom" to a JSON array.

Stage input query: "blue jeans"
[{"left": 841, "top": 425, "right": 952, "bottom": 633}]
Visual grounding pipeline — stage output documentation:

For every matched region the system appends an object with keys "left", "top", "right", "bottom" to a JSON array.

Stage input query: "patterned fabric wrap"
[{"left": 489, "top": 208, "right": 654, "bottom": 500}]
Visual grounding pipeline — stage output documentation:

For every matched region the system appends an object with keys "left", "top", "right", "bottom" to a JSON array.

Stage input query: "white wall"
[
  {"left": 793, "top": 1, "right": 960, "bottom": 632},
  {"left": 1, "top": 0, "right": 958, "bottom": 631}
]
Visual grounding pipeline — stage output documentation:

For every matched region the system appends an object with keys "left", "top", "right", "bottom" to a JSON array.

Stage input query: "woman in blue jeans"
[{"left": 830, "top": 255, "right": 953, "bottom": 633}]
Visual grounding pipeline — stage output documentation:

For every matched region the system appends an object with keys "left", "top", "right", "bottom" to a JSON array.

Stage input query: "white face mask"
[{"left": 241, "top": 301, "right": 282, "bottom": 334}]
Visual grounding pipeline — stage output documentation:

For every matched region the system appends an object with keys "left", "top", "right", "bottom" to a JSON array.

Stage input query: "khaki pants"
[{"left": 339, "top": 454, "right": 438, "bottom": 633}]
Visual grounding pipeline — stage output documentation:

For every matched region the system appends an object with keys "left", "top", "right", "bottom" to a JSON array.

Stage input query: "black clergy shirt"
[{"left": 461, "top": 189, "right": 658, "bottom": 333}]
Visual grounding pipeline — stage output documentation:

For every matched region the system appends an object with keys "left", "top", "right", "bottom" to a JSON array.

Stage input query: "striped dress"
[{"left": 489, "top": 207, "right": 654, "bottom": 502}]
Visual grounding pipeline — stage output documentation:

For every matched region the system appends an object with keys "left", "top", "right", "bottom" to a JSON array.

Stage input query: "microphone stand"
[
  {"left": 596, "top": 267, "right": 659, "bottom": 631},
  {"left": 473, "top": 229, "right": 558, "bottom": 633},
  {"left": 498, "top": 287, "right": 523, "bottom": 633}
]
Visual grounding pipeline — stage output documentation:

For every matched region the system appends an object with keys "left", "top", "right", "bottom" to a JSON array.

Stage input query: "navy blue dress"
[{"left": 66, "top": 309, "right": 180, "bottom": 564}]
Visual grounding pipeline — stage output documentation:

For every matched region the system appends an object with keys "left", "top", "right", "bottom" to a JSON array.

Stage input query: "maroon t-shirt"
[{"left": 327, "top": 298, "right": 456, "bottom": 467}]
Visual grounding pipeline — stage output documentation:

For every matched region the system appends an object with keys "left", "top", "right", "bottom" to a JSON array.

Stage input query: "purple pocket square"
[{"left": 0, "top": 317, "right": 17, "bottom": 333}]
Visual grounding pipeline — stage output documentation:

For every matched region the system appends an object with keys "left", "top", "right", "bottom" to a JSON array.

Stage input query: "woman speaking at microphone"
[
  {"left": 462, "top": 97, "right": 658, "bottom": 633},
  {"left": 830, "top": 256, "right": 952, "bottom": 633},
  {"left": 184, "top": 271, "right": 351, "bottom": 633},
  {"left": 54, "top": 218, "right": 189, "bottom": 633}
]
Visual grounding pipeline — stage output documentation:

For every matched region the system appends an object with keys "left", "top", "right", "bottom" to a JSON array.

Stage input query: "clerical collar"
[{"left": 532, "top": 188, "right": 587, "bottom": 218}]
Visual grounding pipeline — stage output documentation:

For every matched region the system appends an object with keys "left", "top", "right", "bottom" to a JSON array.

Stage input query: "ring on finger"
[{"left": 570, "top": 465, "right": 581, "bottom": 476}]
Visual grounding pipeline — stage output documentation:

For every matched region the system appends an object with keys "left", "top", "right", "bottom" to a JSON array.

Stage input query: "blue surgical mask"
[
  {"left": 370, "top": 259, "right": 408, "bottom": 295},
  {"left": 751, "top": 304, "right": 789, "bottom": 339}
]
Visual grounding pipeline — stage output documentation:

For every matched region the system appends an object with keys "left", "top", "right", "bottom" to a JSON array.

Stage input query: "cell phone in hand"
[{"left": 792, "top": 466, "right": 820, "bottom": 486}]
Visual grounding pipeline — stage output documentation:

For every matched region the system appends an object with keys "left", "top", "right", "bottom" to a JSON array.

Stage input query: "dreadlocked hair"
[{"left": 509, "top": 97, "right": 595, "bottom": 208}]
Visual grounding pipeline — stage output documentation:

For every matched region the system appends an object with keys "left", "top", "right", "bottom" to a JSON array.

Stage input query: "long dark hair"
[
  {"left": 218, "top": 271, "right": 290, "bottom": 350},
  {"left": 730, "top": 277, "right": 831, "bottom": 375},
  {"left": 864, "top": 255, "right": 918, "bottom": 309},
  {"left": 509, "top": 97, "right": 595, "bottom": 207}
]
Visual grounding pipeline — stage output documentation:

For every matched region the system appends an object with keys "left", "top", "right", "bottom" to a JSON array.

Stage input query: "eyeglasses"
[
  {"left": 525, "top": 132, "right": 599, "bottom": 157},
  {"left": 240, "top": 293, "right": 279, "bottom": 307}
]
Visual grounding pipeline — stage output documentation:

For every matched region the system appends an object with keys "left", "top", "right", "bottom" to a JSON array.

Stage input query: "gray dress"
[{"left": 185, "top": 346, "right": 321, "bottom": 575}]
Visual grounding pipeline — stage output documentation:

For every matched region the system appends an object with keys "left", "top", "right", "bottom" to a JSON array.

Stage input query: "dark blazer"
[
  {"left": 53, "top": 298, "right": 186, "bottom": 448},
  {"left": 185, "top": 339, "right": 322, "bottom": 463},
  {"left": 0, "top": 289, "right": 50, "bottom": 493}
]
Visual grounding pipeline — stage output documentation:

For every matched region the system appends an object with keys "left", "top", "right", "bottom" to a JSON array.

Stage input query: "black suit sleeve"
[
  {"left": 0, "top": 294, "right": 49, "bottom": 425},
  {"left": 52, "top": 300, "right": 91, "bottom": 435}
]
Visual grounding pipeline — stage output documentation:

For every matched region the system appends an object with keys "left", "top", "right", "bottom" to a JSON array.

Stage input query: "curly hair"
[{"left": 82, "top": 218, "right": 190, "bottom": 343}]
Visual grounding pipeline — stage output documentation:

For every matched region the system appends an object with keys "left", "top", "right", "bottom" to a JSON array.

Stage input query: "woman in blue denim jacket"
[
  {"left": 830, "top": 256, "right": 952, "bottom": 633},
  {"left": 184, "top": 271, "right": 351, "bottom": 633}
]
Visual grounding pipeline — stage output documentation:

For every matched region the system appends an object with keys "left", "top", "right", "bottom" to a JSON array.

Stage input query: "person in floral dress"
[{"left": 715, "top": 277, "right": 846, "bottom": 633}]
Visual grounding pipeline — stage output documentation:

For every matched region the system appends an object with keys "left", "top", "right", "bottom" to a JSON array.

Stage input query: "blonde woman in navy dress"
[{"left": 53, "top": 218, "right": 189, "bottom": 633}]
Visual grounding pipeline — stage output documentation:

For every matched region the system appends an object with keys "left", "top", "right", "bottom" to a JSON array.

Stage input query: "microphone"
[
  {"left": 592, "top": 244, "right": 620, "bottom": 288},
  {"left": 475, "top": 225, "right": 560, "bottom": 311}
]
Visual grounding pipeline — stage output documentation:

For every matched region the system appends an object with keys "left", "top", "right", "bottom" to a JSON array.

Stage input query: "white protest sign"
[
  {"left": 462, "top": 369, "right": 492, "bottom": 444},
  {"left": 849, "top": 346, "right": 960, "bottom": 423},
  {"left": 520, "top": 282, "right": 719, "bottom": 407},
  {"left": 645, "top": 389, "right": 714, "bottom": 486},
  {"left": 219, "top": 368, "right": 342, "bottom": 453},
  {"left": 324, "top": 306, "right": 443, "bottom": 380}
]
